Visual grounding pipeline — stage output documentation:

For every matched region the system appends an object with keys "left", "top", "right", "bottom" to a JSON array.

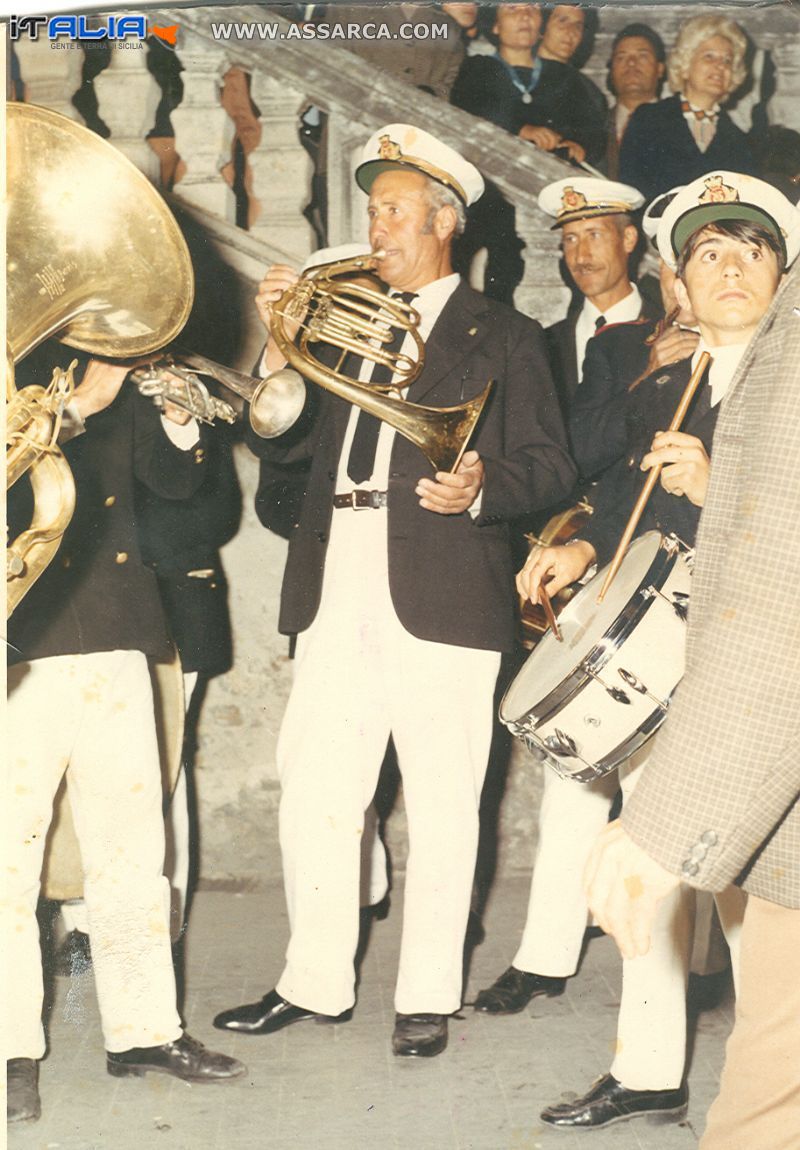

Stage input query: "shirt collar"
[
  {"left": 580, "top": 283, "right": 642, "bottom": 328},
  {"left": 404, "top": 273, "right": 461, "bottom": 338},
  {"left": 680, "top": 93, "right": 721, "bottom": 119},
  {"left": 615, "top": 99, "right": 656, "bottom": 138},
  {"left": 692, "top": 338, "right": 749, "bottom": 407}
]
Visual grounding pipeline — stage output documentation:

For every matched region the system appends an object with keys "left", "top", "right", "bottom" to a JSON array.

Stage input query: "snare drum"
[{"left": 501, "top": 532, "right": 692, "bottom": 782}]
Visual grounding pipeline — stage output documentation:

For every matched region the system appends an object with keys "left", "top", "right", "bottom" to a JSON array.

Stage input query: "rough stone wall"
[{"left": 169, "top": 1, "right": 800, "bottom": 888}]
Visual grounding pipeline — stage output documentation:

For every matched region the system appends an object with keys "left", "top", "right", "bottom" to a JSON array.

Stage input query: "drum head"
[{"left": 503, "top": 533, "right": 663, "bottom": 723}]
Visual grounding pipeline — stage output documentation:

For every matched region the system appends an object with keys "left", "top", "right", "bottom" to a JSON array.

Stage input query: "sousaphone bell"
[{"left": 5, "top": 102, "right": 195, "bottom": 615}]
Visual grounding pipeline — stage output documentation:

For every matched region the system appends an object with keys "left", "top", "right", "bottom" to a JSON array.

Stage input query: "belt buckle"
[
  {"left": 355, "top": 490, "right": 384, "bottom": 510},
  {"left": 336, "top": 489, "right": 385, "bottom": 510}
]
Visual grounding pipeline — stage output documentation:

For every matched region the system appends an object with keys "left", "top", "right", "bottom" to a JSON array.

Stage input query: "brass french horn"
[
  {"left": 268, "top": 253, "right": 493, "bottom": 473},
  {"left": 5, "top": 102, "right": 195, "bottom": 616}
]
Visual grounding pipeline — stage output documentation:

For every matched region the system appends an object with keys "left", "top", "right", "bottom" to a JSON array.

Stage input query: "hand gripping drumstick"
[
  {"left": 597, "top": 350, "right": 711, "bottom": 604},
  {"left": 538, "top": 582, "right": 563, "bottom": 642}
]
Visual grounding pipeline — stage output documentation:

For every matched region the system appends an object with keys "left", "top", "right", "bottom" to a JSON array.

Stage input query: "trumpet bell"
[
  {"left": 6, "top": 102, "right": 194, "bottom": 363},
  {"left": 250, "top": 369, "right": 307, "bottom": 438}
]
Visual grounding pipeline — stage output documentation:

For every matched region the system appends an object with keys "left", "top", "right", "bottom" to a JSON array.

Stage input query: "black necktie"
[
  {"left": 346, "top": 291, "right": 417, "bottom": 484},
  {"left": 595, "top": 314, "right": 606, "bottom": 332}
]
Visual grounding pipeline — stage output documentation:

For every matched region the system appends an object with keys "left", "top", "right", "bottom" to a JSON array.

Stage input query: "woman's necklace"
[{"left": 495, "top": 53, "right": 542, "bottom": 104}]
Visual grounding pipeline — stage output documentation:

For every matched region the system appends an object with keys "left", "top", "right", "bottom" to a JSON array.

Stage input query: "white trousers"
[
  {"left": 5, "top": 651, "right": 182, "bottom": 1057},
  {"left": 360, "top": 802, "right": 389, "bottom": 907},
  {"left": 276, "top": 506, "right": 501, "bottom": 1017},
  {"left": 62, "top": 669, "right": 197, "bottom": 943},
  {"left": 515, "top": 743, "right": 745, "bottom": 1090}
]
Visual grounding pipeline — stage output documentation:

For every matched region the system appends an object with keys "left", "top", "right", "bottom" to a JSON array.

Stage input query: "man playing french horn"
[
  {"left": 507, "top": 172, "right": 799, "bottom": 1131},
  {"left": 212, "top": 123, "right": 576, "bottom": 1058}
]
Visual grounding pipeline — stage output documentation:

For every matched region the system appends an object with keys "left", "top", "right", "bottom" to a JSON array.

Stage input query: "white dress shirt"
[
  {"left": 692, "top": 339, "right": 749, "bottom": 408},
  {"left": 336, "top": 272, "right": 461, "bottom": 493},
  {"left": 574, "top": 283, "right": 642, "bottom": 384}
]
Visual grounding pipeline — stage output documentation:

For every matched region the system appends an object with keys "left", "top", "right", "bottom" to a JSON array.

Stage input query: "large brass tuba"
[
  {"left": 268, "top": 253, "right": 493, "bottom": 473},
  {"left": 5, "top": 102, "right": 194, "bottom": 616}
]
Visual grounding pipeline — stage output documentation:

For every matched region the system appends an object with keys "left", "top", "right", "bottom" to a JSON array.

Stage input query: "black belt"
[{"left": 333, "top": 489, "right": 388, "bottom": 510}]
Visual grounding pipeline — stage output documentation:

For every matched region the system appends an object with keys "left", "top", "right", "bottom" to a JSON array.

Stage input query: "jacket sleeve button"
[
  {"left": 104, "top": 495, "right": 116, "bottom": 507},
  {"left": 115, "top": 551, "right": 128, "bottom": 564}
]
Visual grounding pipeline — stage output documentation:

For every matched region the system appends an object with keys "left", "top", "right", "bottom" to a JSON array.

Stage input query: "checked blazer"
[{"left": 622, "top": 264, "right": 800, "bottom": 907}]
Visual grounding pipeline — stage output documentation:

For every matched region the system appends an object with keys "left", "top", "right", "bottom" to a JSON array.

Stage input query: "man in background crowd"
[{"left": 605, "top": 23, "right": 666, "bottom": 179}]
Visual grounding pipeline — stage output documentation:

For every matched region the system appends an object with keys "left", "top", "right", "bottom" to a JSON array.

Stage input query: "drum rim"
[
  {"left": 501, "top": 533, "right": 687, "bottom": 735},
  {"left": 517, "top": 667, "right": 677, "bottom": 783}
]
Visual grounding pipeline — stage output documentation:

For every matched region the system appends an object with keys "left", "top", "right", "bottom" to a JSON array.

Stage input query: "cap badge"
[
  {"left": 378, "top": 134, "right": 403, "bottom": 161},
  {"left": 561, "top": 186, "right": 588, "bottom": 214},
  {"left": 699, "top": 175, "right": 739, "bottom": 205}
]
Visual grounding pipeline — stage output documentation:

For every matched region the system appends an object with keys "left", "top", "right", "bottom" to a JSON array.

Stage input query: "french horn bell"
[{"left": 269, "top": 253, "right": 493, "bottom": 473}]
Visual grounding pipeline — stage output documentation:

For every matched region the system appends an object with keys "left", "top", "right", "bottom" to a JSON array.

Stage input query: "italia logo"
[{"left": 9, "top": 14, "right": 180, "bottom": 45}]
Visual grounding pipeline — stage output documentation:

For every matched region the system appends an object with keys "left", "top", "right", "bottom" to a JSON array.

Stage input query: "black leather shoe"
[
  {"left": 107, "top": 1033, "right": 245, "bottom": 1083},
  {"left": 213, "top": 989, "right": 350, "bottom": 1035},
  {"left": 540, "top": 1074, "right": 689, "bottom": 1128},
  {"left": 54, "top": 929, "right": 92, "bottom": 977},
  {"left": 473, "top": 966, "right": 565, "bottom": 1014},
  {"left": 7, "top": 1059, "right": 41, "bottom": 1123},
  {"left": 392, "top": 1013, "right": 448, "bottom": 1058}
]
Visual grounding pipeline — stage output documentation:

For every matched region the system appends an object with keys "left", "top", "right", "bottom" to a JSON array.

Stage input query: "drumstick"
[
  {"left": 539, "top": 582, "right": 563, "bottom": 642},
  {"left": 597, "top": 350, "right": 711, "bottom": 604}
]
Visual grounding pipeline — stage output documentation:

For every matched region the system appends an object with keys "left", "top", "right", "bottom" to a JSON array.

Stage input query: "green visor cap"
[{"left": 673, "top": 202, "right": 787, "bottom": 263}]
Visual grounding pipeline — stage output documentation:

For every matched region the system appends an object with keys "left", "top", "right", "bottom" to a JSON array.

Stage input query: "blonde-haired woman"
[{"left": 620, "top": 13, "right": 756, "bottom": 201}]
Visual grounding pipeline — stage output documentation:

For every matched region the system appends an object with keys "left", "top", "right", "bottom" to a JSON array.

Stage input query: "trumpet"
[{"left": 130, "top": 350, "right": 305, "bottom": 438}]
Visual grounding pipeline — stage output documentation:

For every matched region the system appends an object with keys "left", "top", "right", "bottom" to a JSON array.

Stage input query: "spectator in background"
[
  {"left": 621, "top": 14, "right": 756, "bottom": 201},
  {"left": 538, "top": 3, "right": 588, "bottom": 66},
  {"left": 442, "top": 3, "right": 480, "bottom": 49},
  {"left": 753, "top": 124, "right": 800, "bottom": 200},
  {"left": 537, "top": 3, "right": 607, "bottom": 126},
  {"left": 605, "top": 24, "right": 666, "bottom": 179},
  {"left": 337, "top": 4, "right": 468, "bottom": 101},
  {"left": 451, "top": 3, "right": 605, "bottom": 166}
]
